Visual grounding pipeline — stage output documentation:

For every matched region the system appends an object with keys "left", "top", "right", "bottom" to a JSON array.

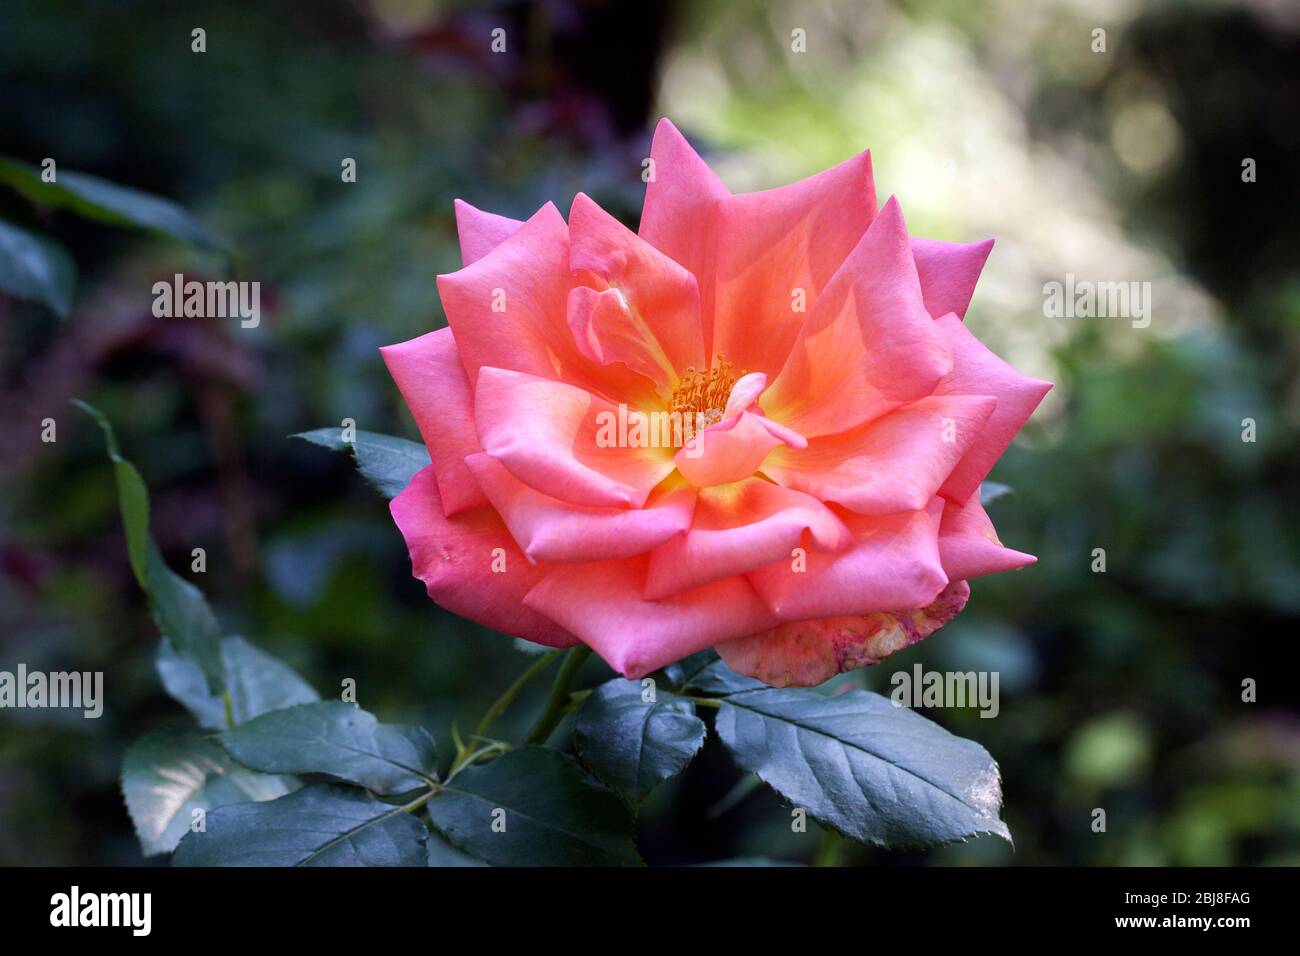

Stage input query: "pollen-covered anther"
[{"left": 669, "top": 354, "right": 742, "bottom": 424}]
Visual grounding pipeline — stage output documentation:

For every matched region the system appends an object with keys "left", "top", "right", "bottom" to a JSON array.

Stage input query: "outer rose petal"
[
  {"left": 762, "top": 394, "right": 997, "bottom": 515},
  {"left": 639, "top": 118, "right": 730, "bottom": 356},
  {"left": 568, "top": 192, "right": 705, "bottom": 392},
  {"left": 762, "top": 198, "right": 953, "bottom": 438},
  {"left": 379, "top": 327, "right": 489, "bottom": 517},
  {"left": 465, "top": 452, "right": 696, "bottom": 563},
  {"left": 933, "top": 313, "right": 1053, "bottom": 503},
  {"left": 390, "top": 466, "right": 578, "bottom": 648},
  {"left": 523, "top": 556, "right": 777, "bottom": 679},
  {"left": 474, "top": 366, "right": 675, "bottom": 508},
  {"left": 644, "top": 477, "right": 852, "bottom": 599},
  {"left": 715, "top": 580, "right": 970, "bottom": 687},
  {"left": 454, "top": 199, "right": 523, "bottom": 267},
  {"left": 747, "top": 498, "right": 948, "bottom": 620},
  {"left": 439, "top": 203, "right": 569, "bottom": 387},
  {"left": 910, "top": 236, "right": 994, "bottom": 320},
  {"left": 938, "top": 493, "right": 1036, "bottom": 580},
  {"left": 712, "top": 148, "right": 877, "bottom": 377}
]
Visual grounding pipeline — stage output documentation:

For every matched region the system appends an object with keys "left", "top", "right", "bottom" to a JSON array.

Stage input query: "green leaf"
[
  {"left": 426, "top": 747, "right": 642, "bottom": 866},
  {"left": 512, "top": 637, "right": 554, "bottom": 656},
  {"left": 670, "top": 653, "right": 763, "bottom": 696},
  {"left": 74, "top": 400, "right": 150, "bottom": 588},
  {"left": 145, "top": 544, "right": 224, "bottom": 683},
  {"left": 218, "top": 700, "right": 436, "bottom": 794},
  {"left": 157, "top": 636, "right": 320, "bottom": 730},
  {"left": 122, "top": 727, "right": 297, "bottom": 856},
  {"left": 293, "top": 428, "right": 429, "bottom": 498},
  {"left": 172, "top": 784, "right": 428, "bottom": 866},
  {"left": 76, "top": 400, "right": 224, "bottom": 690},
  {"left": 979, "top": 481, "right": 1014, "bottom": 505},
  {"left": 715, "top": 688, "right": 1011, "bottom": 849},
  {"left": 663, "top": 650, "right": 717, "bottom": 688},
  {"left": 574, "top": 679, "right": 706, "bottom": 808},
  {"left": 426, "top": 834, "right": 486, "bottom": 867},
  {"left": 0, "top": 218, "right": 75, "bottom": 316},
  {"left": 0, "top": 158, "right": 224, "bottom": 251}
]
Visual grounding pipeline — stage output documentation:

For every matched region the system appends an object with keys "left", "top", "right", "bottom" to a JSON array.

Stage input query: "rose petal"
[
  {"left": 638, "top": 118, "right": 730, "bottom": 356},
  {"left": 762, "top": 197, "right": 953, "bottom": 438},
  {"left": 439, "top": 203, "right": 569, "bottom": 387},
  {"left": 722, "top": 371, "right": 768, "bottom": 419},
  {"left": 645, "top": 477, "right": 851, "bottom": 599},
  {"left": 390, "top": 466, "right": 578, "bottom": 647},
  {"left": 454, "top": 199, "right": 523, "bottom": 267},
  {"left": 715, "top": 580, "right": 971, "bottom": 687},
  {"left": 933, "top": 313, "right": 1053, "bottom": 503},
  {"left": 566, "top": 287, "right": 665, "bottom": 406},
  {"left": 474, "top": 366, "right": 675, "bottom": 508},
  {"left": 569, "top": 192, "right": 705, "bottom": 393},
  {"left": 910, "top": 236, "right": 994, "bottom": 320},
  {"left": 465, "top": 453, "right": 696, "bottom": 563},
  {"left": 938, "top": 493, "right": 1036, "bottom": 579},
  {"left": 762, "top": 393, "right": 998, "bottom": 515},
  {"left": 524, "top": 556, "right": 777, "bottom": 679},
  {"left": 747, "top": 497, "right": 948, "bottom": 620},
  {"left": 438, "top": 202, "right": 648, "bottom": 404},
  {"left": 712, "top": 148, "right": 877, "bottom": 378},
  {"left": 674, "top": 409, "right": 803, "bottom": 488},
  {"left": 379, "top": 327, "right": 489, "bottom": 516}
]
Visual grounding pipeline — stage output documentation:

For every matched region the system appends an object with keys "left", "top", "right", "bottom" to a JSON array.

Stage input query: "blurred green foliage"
[{"left": 1, "top": 0, "right": 1296, "bottom": 865}]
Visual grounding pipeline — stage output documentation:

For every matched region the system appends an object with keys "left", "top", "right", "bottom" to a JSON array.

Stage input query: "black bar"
[{"left": 0, "top": 866, "right": 1283, "bottom": 941}]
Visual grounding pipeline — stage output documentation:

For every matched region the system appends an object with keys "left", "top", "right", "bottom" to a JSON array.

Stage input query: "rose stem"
[{"left": 522, "top": 645, "right": 593, "bottom": 745}]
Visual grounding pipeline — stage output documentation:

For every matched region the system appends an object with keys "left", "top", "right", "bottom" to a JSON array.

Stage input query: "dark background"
[{"left": 1, "top": 0, "right": 1297, "bottom": 866}]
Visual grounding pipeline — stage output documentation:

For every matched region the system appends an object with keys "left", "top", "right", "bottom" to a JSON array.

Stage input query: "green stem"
[
  {"left": 400, "top": 788, "right": 439, "bottom": 814},
  {"left": 449, "top": 650, "right": 561, "bottom": 774},
  {"left": 222, "top": 689, "right": 235, "bottom": 729},
  {"left": 523, "top": 645, "right": 592, "bottom": 745},
  {"left": 445, "top": 742, "right": 507, "bottom": 784},
  {"left": 814, "top": 828, "right": 844, "bottom": 867},
  {"left": 478, "top": 652, "right": 559, "bottom": 741},
  {"left": 562, "top": 688, "right": 593, "bottom": 711}
]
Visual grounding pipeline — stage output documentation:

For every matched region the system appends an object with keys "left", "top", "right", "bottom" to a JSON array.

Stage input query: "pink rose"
[{"left": 383, "top": 119, "right": 1051, "bottom": 687}]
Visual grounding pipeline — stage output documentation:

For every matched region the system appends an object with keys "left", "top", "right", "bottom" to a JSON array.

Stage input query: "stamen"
[{"left": 669, "top": 354, "right": 742, "bottom": 425}]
